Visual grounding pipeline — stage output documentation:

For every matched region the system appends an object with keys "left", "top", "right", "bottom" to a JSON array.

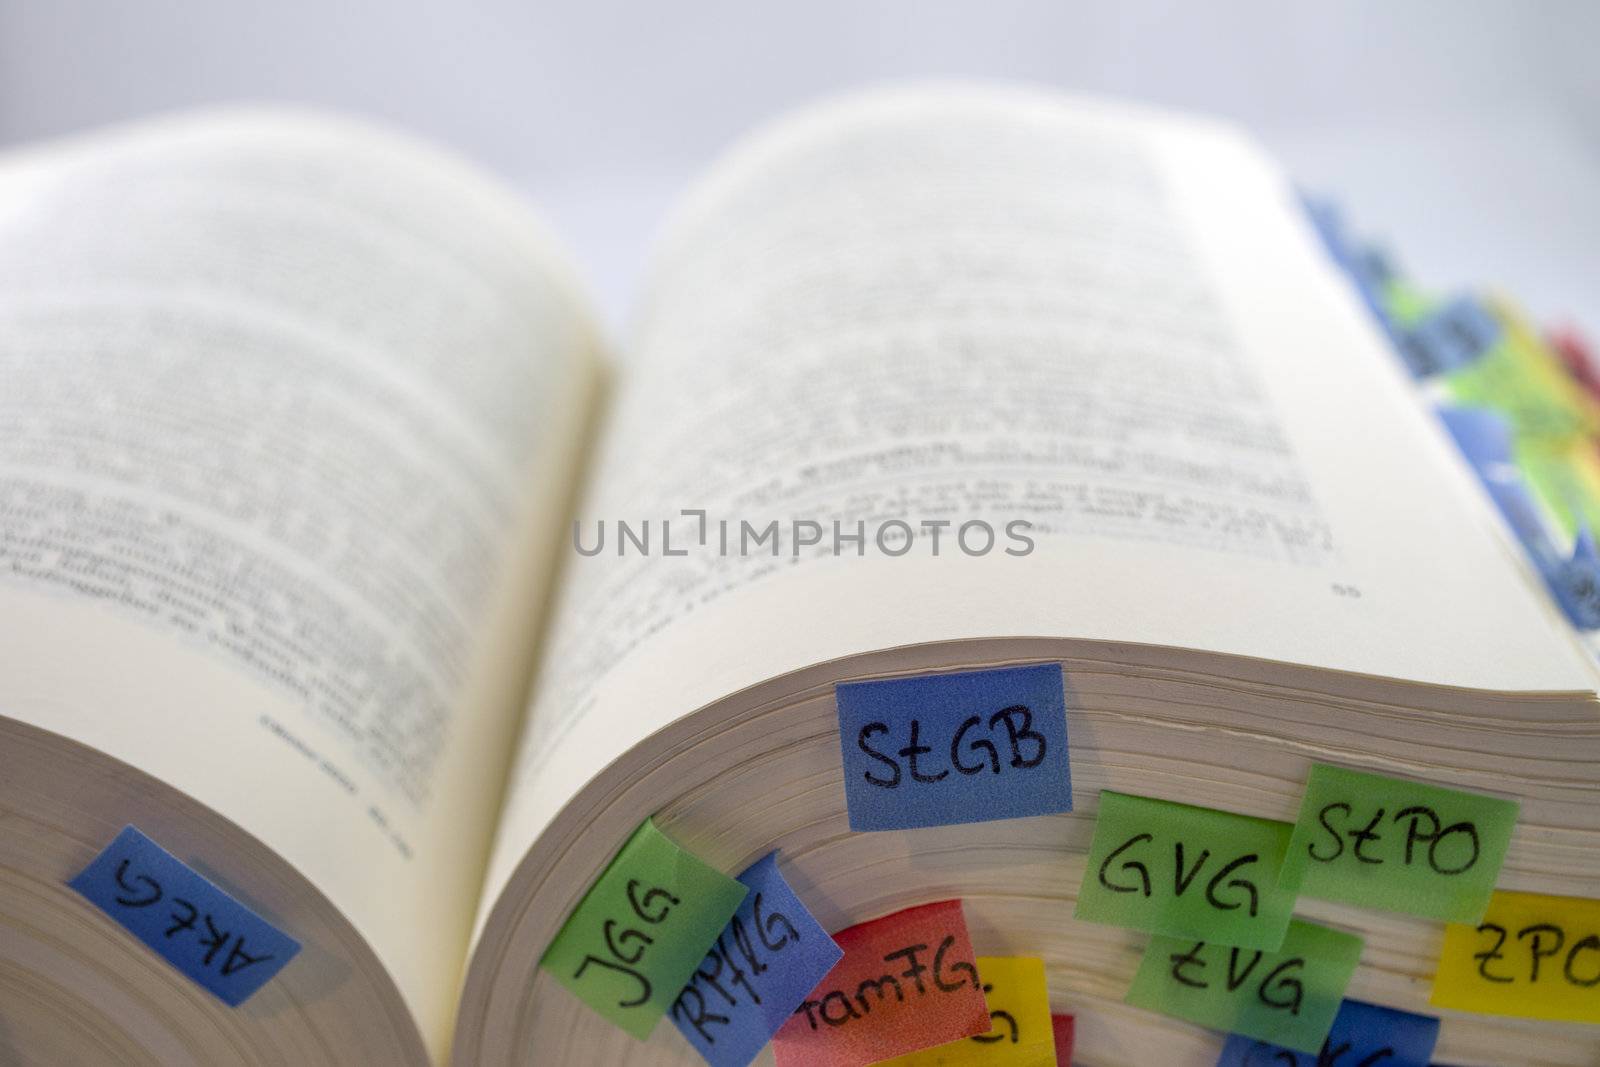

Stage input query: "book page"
[
  {"left": 0, "top": 109, "right": 599, "bottom": 1056},
  {"left": 483, "top": 86, "right": 1596, "bottom": 907}
]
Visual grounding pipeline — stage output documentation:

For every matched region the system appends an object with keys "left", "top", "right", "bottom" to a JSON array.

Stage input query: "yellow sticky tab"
[
  {"left": 1431, "top": 889, "right": 1600, "bottom": 1023},
  {"left": 877, "top": 957, "right": 1057, "bottom": 1066}
]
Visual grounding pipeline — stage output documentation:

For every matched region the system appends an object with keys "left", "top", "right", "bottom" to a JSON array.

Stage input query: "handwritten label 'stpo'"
[
  {"left": 670, "top": 852, "right": 843, "bottom": 1067},
  {"left": 1279, "top": 763, "right": 1517, "bottom": 923},
  {"left": 835, "top": 664, "right": 1072, "bottom": 832},
  {"left": 771, "top": 899, "right": 990, "bottom": 1067},
  {"left": 67, "top": 825, "right": 301, "bottom": 1007},
  {"left": 1076, "top": 791, "right": 1297, "bottom": 950},
  {"left": 541, "top": 819, "right": 748, "bottom": 1039}
]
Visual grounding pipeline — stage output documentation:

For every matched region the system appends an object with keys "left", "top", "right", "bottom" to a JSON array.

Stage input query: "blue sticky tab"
[
  {"left": 835, "top": 663, "right": 1072, "bottom": 831},
  {"left": 1439, "top": 406, "right": 1514, "bottom": 469},
  {"left": 1403, "top": 295, "right": 1502, "bottom": 376},
  {"left": 669, "top": 852, "right": 843, "bottom": 1067},
  {"left": 1216, "top": 998, "right": 1440, "bottom": 1067},
  {"left": 67, "top": 825, "right": 301, "bottom": 1006}
]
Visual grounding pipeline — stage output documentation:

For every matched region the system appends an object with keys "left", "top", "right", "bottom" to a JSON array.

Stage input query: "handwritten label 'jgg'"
[
  {"left": 67, "top": 825, "right": 300, "bottom": 1006},
  {"left": 541, "top": 819, "right": 747, "bottom": 1039},
  {"left": 771, "top": 900, "right": 990, "bottom": 1067},
  {"left": 670, "top": 853, "right": 843, "bottom": 1067},
  {"left": 1075, "top": 791, "right": 1296, "bottom": 950},
  {"left": 1280, "top": 764, "right": 1518, "bottom": 923},
  {"left": 1431, "top": 889, "right": 1600, "bottom": 1023},
  {"left": 835, "top": 664, "right": 1072, "bottom": 832},
  {"left": 1124, "top": 919, "right": 1363, "bottom": 1054}
]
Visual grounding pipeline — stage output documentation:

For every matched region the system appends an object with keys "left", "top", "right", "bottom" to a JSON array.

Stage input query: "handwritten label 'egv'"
[
  {"left": 1125, "top": 919, "right": 1363, "bottom": 1054},
  {"left": 875, "top": 956, "right": 1056, "bottom": 1066},
  {"left": 835, "top": 664, "right": 1072, "bottom": 832},
  {"left": 1075, "top": 791, "right": 1296, "bottom": 950},
  {"left": 670, "top": 852, "right": 843, "bottom": 1067},
  {"left": 1431, "top": 889, "right": 1600, "bottom": 1023},
  {"left": 541, "top": 819, "right": 747, "bottom": 1039},
  {"left": 1279, "top": 764, "right": 1518, "bottom": 923},
  {"left": 1217, "top": 998, "right": 1440, "bottom": 1067},
  {"left": 67, "top": 825, "right": 300, "bottom": 1007},
  {"left": 771, "top": 899, "right": 990, "bottom": 1067}
]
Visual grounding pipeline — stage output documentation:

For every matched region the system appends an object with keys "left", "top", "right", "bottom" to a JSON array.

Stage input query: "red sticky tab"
[
  {"left": 1051, "top": 1013, "right": 1075, "bottom": 1065},
  {"left": 771, "top": 899, "right": 989, "bottom": 1067}
]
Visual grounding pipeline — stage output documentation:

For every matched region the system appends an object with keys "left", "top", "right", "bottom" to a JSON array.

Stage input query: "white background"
[{"left": 3, "top": 1, "right": 1597, "bottom": 336}]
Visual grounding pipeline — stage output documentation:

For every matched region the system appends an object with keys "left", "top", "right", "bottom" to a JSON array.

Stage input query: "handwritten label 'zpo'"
[
  {"left": 541, "top": 819, "right": 747, "bottom": 1039},
  {"left": 1125, "top": 919, "right": 1363, "bottom": 1054},
  {"left": 835, "top": 664, "right": 1072, "bottom": 832},
  {"left": 1279, "top": 764, "right": 1518, "bottom": 923},
  {"left": 771, "top": 899, "right": 990, "bottom": 1067},
  {"left": 67, "top": 825, "right": 300, "bottom": 1006},
  {"left": 1075, "top": 791, "right": 1297, "bottom": 950},
  {"left": 670, "top": 853, "right": 843, "bottom": 1067},
  {"left": 1431, "top": 889, "right": 1600, "bottom": 1023}
]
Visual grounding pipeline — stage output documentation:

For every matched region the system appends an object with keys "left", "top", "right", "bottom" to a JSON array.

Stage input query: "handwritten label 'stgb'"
[
  {"left": 1431, "top": 889, "right": 1600, "bottom": 1023},
  {"left": 1075, "top": 791, "right": 1297, "bottom": 950},
  {"left": 1279, "top": 763, "right": 1518, "bottom": 923},
  {"left": 1124, "top": 918, "right": 1363, "bottom": 1054},
  {"left": 67, "top": 825, "right": 301, "bottom": 1007},
  {"left": 1216, "top": 998, "right": 1440, "bottom": 1067},
  {"left": 771, "top": 899, "right": 990, "bottom": 1067},
  {"left": 541, "top": 819, "right": 748, "bottom": 1039},
  {"left": 877, "top": 956, "right": 1055, "bottom": 1066},
  {"left": 835, "top": 664, "right": 1072, "bottom": 832},
  {"left": 670, "top": 852, "right": 844, "bottom": 1067}
]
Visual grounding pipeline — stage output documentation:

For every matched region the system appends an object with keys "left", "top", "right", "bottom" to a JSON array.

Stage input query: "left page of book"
[{"left": 0, "top": 108, "right": 601, "bottom": 1057}]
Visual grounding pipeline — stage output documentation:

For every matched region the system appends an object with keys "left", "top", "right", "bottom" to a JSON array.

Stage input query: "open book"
[{"left": 2, "top": 84, "right": 1597, "bottom": 1067}]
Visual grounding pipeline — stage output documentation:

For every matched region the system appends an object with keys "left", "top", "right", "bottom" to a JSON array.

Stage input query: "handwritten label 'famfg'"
[
  {"left": 541, "top": 819, "right": 748, "bottom": 1039},
  {"left": 1431, "top": 889, "right": 1600, "bottom": 1023},
  {"left": 67, "top": 825, "right": 300, "bottom": 1006},
  {"left": 771, "top": 899, "right": 990, "bottom": 1067},
  {"left": 670, "top": 853, "right": 843, "bottom": 1067},
  {"left": 875, "top": 956, "right": 1056, "bottom": 1066},
  {"left": 1075, "top": 791, "right": 1297, "bottom": 950},
  {"left": 835, "top": 664, "right": 1073, "bottom": 832}
]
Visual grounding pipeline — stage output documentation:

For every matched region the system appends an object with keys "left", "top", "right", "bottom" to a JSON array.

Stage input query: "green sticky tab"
[
  {"left": 1279, "top": 764, "right": 1518, "bottom": 923},
  {"left": 541, "top": 818, "right": 748, "bottom": 1039},
  {"left": 1445, "top": 308, "right": 1600, "bottom": 444},
  {"left": 1075, "top": 791, "right": 1296, "bottom": 950},
  {"left": 1125, "top": 919, "right": 1363, "bottom": 1053}
]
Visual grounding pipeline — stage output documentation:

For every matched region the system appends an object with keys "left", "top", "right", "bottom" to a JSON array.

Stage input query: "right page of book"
[{"left": 484, "top": 86, "right": 1597, "bottom": 902}]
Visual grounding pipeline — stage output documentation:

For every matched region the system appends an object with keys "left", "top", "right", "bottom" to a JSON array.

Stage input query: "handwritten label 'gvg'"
[
  {"left": 876, "top": 956, "right": 1055, "bottom": 1066},
  {"left": 1076, "top": 791, "right": 1296, "bottom": 950},
  {"left": 67, "top": 825, "right": 300, "bottom": 1007},
  {"left": 771, "top": 899, "right": 990, "bottom": 1067},
  {"left": 1126, "top": 919, "right": 1363, "bottom": 1054},
  {"left": 670, "top": 852, "right": 843, "bottom": 1067},
  {"left": 1217, "top": 998, "right": 1440, "bottom": 1067},
  {"left": 541, "top": 819, "right": 747, "bottom": 1039},
  {"left": 835, "top": 664, "right": 1072, "bottom": 832},
  {"left": 1279, "top": 764, "right": 1518, "bottom": 923},
  {"left": 1431, "top": 889, "right": 1600, "bottom": 1023}
]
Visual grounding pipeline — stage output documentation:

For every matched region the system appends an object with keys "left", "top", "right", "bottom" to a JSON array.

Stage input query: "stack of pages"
[{"left": 0, "top": 84, "right": 1596, "bottom": 1066}]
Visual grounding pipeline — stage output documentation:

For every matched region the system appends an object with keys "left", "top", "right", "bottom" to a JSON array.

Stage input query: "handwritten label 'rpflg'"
[
  {"left": 771, "top": 899, "right": 990, "bottom": 1067},
  {"left": 670, "top": 852, "right": 843, "bottom": 1067},
  {"left": 1075, "top": 792, "right": 1297, "bottom": 950},
  {"left": 1124, "top": 919, "right": 1363, "bottom": 1054},
  {"left": 66, "top": 825, "right": 300, "bottom": 1007},
  {"left": 835, "top": 664, "right": 1072, "bottom": 832},
  {"left": 1216, "top": 998, "right": 1440, "bottom": 1067},
  {"left": 1279, "top": 764, "right": 1518, "bottom": 923},
  {"left": 1430, "top": 889, "right": 1600, "bottom": 1023},
  {"left": 876, "top": 957, "right": 1055, "bottom": 1066},
  {"left": 541, "top": 819, "right": 748, "bottom": 1039}
]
